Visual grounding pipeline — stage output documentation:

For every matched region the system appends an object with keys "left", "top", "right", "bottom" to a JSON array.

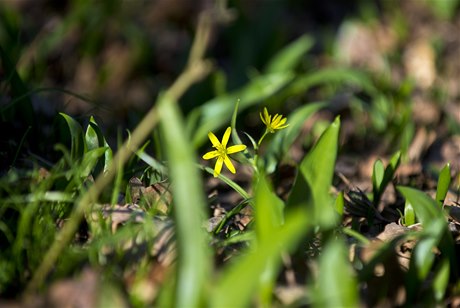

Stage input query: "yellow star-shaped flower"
[
  {"left": 260, "top": 107, "right": 289, "bottom": 133},
  {"left": 202, "top": 127, "right": 247, "bottom": 177}
]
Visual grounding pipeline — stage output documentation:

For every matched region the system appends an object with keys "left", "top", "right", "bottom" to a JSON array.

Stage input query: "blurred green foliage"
[{"left": 0, "top": 0, "right": 459, "bottom": 306}]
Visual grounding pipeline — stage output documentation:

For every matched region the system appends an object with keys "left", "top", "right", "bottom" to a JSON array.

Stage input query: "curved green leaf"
[
  {"left": 404, "top": 200, "right": 415, "bottom": 226},
  {"left": 436, "top": 163, "right": 451, "bottom": 207},
  {"left": 287, "top": 67, "right": 377, "bottom": 97},
  {"left": 287, "top": 116, "right": 340, "bottom": 228},
  {"left": 59, "top": 113, "right": 85, "bottom": 160},
  {"left": 265, "top": 34, "right": 314, "bottom": 73},
  {"left": 314, "top": 239, "right": 359, "bottom": 307},
  {"left": 158, "top": 94, "right": 210, "bottom": 307},
  {"left": 397, "top": 186, "right": 442, "bottom": 226},
  {"left": 210, "top": 209, "right": 309, "bottom": 307}
]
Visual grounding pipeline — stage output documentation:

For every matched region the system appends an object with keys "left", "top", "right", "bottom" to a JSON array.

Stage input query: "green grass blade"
[
  {"left": 404, "top": 200, "right": 416, "bottom": 226},
  {"left": 210, "top": 209, "right": 309, "bottom": 307},
  {"left": 59, "top": 113, "right": 85, "bottom": 160},
  {"left": 314, "top": 239, "right": 359, "bottom": 307},
  {"left": 202, "top": 166, "right": 250, "bottom": 200},
  {"left": 86, "top": 117, "right": 112, "bottom": 175},
  {"left": 287, "top": 67, "right": 377, "bottom": 97},
  {"left": 264, "top": 34, "right": 314, "bottom": 73},
  {"left": 335, "top": 191, "right": 345, "bottom": 216},
  {"left": 85, "top": 117, "right": 101, "bottom": 151},
  {"left": 253, "top": 174, "right": 285, "bottom": 306},
  {"left": 230, "top": 98, "right": 243, "bottom": 145},
  {"left": 373, "top": 151, "right": 401, "bottom": 206},
  {"left": 372, "top": 159, "right": 385, "bottom": 200},
  {"left": 158, "top": 93, "right": 211, "bottom": 307},
  {"left": 254, "top": 174, "right": 285, "bottom": 236},
  {"left": 436, "top": 163, "right": 451, "bottom": 207},
  {"left": 411, "top": 218, "right": 446, "bottom": 281},
  {"left": 397, "top": 186, "right": 442, "bottom": 226},
  {"left": 433, "top": 259, "right": 450, "bottom": 302},
  {"left": 287, "top": 116, "right": 340, "bottom": 228}
]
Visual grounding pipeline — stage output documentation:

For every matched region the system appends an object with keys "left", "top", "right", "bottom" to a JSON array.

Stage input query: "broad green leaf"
[
  {"left": 412, "top": 219, "right": 445, "bottom": 280},
  {"left": 404, "top": 200, "right": 415, "bottom": 226},
  {"left": 265, "top": 34, "right": 314, "bottom": 73},
  {"left": 190, "top": 72, "right": 294, "bottom": 147},
  {"left": 254, "top": 174, "right": 285, "bottom": 237},
  {"left": 433, "top": 259, "right": 450, "bottom": 302},
  {"left": 59, "top": 113, "right": 85, "bottom": 160},
  {"left": 314, "top": 239, "right": 359, "bottom": 307},
  {"left": 85, "top": 118, "right": 100, "bottom": 151},
  {"left": 158, "top": 94, "right": 211, "bottom": 307},
  {"left": 398, "top": 186, "right": 442, "bottom": 226},
  {"left": 80, "top": 147, "right": 108, "bottom": 178},
  {"left": 373, "top": 151, "right": 401, "bottom": 206},
  {"left": 254, "top": 174, "right": 284, "bottom": 306},
  {"left": 210, "top": 209, "right": 309, "bottom": 307},
  {"left": 436, "top": 163, "right": 451, "bottom": 207},
  {"left": 264, "top": 102, "right": 325, "bottom": 173},
  {"left": 287, "top": 116, "right": 340, "bottom": 228},
  {"left": 287, "top": 68, "right": 377, "bottom": 98},
  {"left": 372, "top": 159, "right": 385, "bottom": 198},
  {"left": 335, "top": 191, "right": 345, "bottom": 216},
  {"left": 86, "top": 117, "right": 113, "bottom": 175}
]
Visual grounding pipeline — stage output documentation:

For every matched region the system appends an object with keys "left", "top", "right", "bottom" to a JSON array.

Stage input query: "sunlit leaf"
[
  {"left": 412, "top": 219, "right": 445, "bottom": 280},
  {"left": 433, "top": 259, "right": 450, "bottom": 302},
  {"left": 287, "top": 116, "right": 340, "bottom": 228},
  {"left": 314, "top": 239, "right": 359, "bottom": 307},
  {"left": 372, "top": 159, "right": 385, "bottom": 197},
  {"left": 59, "top": 113, "right": 85, "bottom": 160},
  {"left": 404, "top": 200, "right": 415, "bottom": 226},
  {"left": 287, "top": 68, "right": 377, "bottom": 98},
  {"left": 373, "top": 151, "right": 401, "bottom": 206},
  {"left": 210, "top": 209, "right": 309, "bottom": 307},
  {"left": 436, "top": 163, "right": 451, "bottom": 207},
  {"left": 398, "top": 186, "right": 442, "bottom": 226},
  {"left": 335, "top": 191, "right": 345, "bottom": 216},
  {"left": 253, "top": 174, "right": 285, "bottom": 306},
  {"left": 158, "top": 93, "right": 211, "bottom": 307}
]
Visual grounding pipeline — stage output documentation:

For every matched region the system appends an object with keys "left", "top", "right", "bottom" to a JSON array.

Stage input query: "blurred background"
[{"left": 0, "top": 0, "right": 459, "bottom": 169}]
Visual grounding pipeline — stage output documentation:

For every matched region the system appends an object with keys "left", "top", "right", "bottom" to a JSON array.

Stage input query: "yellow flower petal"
[
  {"left": 227, "top": 144, "right": 247, "bottom": 154},
  {"left": 264, "top": 107, "right": 271, "bottom": 123},
  {"left": 271, "top": 114, "right": 282, "bottom": 126},
  {"left": 214, "top": 157, "right": 224, "bottom": 177},
  {"left": 208, "top": 132, "right": 221, "bottom": 148},
  {"left": 203, "top": 126, "right": 247, "bottom": 177},
  {"left": 277, "top": 118, "right": 287, "bottom": 127},
  {"left": 223, "top": 156, "right": 236, "bottom": 174},
  {"left": 221, "top": 127, "right": 231, "bottom": 148},
  {"left": 260, "top": 111, "right": 267, "bottom": 125},
  {"left": 203, "top": 150, "right": 220, "bottom": 160},
  {"left": 260, "top": 107, "right": 289, "bottom": 133}
]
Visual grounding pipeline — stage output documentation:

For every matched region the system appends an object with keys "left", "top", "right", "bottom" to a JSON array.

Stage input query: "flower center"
[{"left": 215, "top": 145, "right": 227, "bottom": 156}]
